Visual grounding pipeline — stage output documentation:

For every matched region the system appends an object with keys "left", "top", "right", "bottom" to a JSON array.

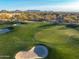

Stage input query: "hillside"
[{"left": 0, "top": 23, "right": 79, "bottom": 59}]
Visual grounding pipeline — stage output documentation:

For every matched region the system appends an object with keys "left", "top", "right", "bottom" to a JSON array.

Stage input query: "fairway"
[{"left": 0, "top": 23, "right": 79, "bottom": 59}]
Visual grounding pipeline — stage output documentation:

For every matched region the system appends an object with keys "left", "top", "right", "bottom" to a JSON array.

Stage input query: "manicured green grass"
[
  {"left": 35, "top": 24, "right": 79, "bottom": 59},
  {"left": 0, "top": 23, "right": 79, "bottom": 59}
]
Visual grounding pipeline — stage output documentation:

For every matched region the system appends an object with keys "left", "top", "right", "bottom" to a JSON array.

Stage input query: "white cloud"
[
  {"left": 29, "top": 1, "right": 79, "bottom": 12},
  {"left": 53, "top": 2, "right": 79, "bottom": 12}
]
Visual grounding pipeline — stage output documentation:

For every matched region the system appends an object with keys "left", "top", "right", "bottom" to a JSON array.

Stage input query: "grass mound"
[
  {"left": 35, "top": 24, "right": 79, "bottom": 59},
  {"left": 0, "top": 23, "right": 79, "bottom": 59}
]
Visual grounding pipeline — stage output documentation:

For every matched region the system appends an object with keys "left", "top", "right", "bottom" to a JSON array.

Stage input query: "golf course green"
[{"left": 0, "top": 22, "right": 79, "bottom": 59}]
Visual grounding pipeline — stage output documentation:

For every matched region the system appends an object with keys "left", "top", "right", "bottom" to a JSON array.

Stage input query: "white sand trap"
[{"left": 15, "top": 45, "right": 48, "bottom": 59}]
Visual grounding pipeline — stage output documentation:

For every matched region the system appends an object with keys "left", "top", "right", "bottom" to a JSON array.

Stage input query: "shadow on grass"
[
  {"left": 34, "top": 41, "right": 63, "bottom": 59},
  {"left": 38, "top": 23, "right": 79, "bottom": 31},
  {"left": 47, "top": 47, "right": 63, "bottom": 59},
  {"left": 65, "top": 24, "right": 79, "bottom": 31},
  {"left": 68, "top": 36, "right": 79, "bottom": 48},
  {"left": 38, "top": 23, "right": 58, "bottom": 29}
]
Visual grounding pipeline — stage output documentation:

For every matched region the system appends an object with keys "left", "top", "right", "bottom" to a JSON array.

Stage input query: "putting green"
[
  {"left": 0, "top": 23, "right": 79, "bottom": 59},
  {"left": 35, "top": 24, "right": 79, "bottom": 59}
]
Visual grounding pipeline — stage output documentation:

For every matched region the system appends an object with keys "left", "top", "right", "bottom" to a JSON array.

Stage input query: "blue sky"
[{"left": 0, "top": 0, "right": 79, "bottom": 11}]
